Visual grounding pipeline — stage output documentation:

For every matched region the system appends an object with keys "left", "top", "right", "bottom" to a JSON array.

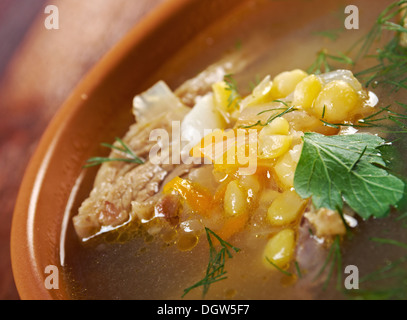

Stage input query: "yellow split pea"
[
  {"left": 313, "top": 80, "right": 359, "bottom": 123},
  {"left": 267, "top": 189, "right": 307, "bottom": 226},
  {"left": 263, "top": 229, "right": 296, "bottom": 270}
]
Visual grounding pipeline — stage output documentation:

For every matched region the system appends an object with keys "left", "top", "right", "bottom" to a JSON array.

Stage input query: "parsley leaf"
[{"left": 294, "top": 133, "right": 405, "bottom": 219}]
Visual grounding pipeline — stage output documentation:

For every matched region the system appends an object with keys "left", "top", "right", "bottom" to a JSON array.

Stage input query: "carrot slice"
[
  {"left": 163, "top": 177, "right": 213, "bottom": 217},
  {"left": 213, "top": 213, "right": 249, "bottom": 245}
]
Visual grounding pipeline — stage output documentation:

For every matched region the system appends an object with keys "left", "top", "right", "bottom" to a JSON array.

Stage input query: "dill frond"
[
  {"left": 224, "top": 74, "right": 242, "bottom": 110},
  {"left": 182, "top": 228, "right": 240, "bottom": 298},
  {"left": 84, "top": 137, "right": 144, "bottom": 168}
]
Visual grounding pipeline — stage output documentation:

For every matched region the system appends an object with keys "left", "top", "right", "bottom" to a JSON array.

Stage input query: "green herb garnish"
[
  {"left": 84, "top": 137, "right": 144, "bottom": 168},
  {"left": 396, "top": 211, "right": 407, "bottom": 228},
  {"left": 321, "top": 103, "right": 407, "bottom": 135},
  {"left": 370, "top": 237, "right": 407, "bottom": 250},
  {"left": 265, "top": 257, "right": 293, "bottom": 277},
  {"left": 307, "top": 49, "right": 354, "bottom": 75},
  {"left": 314, "top": 236, "right": 342, "bottom": 291},
  {"left": 294, "top": 261, "right": 303, "bottom": 279},
  {"left": 182, "top": 228, "right": 240, "bottom": 298},
  {"left": 294, "top": 133, "right": 405, "bottom": 219},
  {"left": 352, "top": 0, "right": 407, "bottom": 63},
  {"left": 313, "top": 27, "right": 345, "bottom": 41},
  {"left": 345, "top": 0, "right": 407, "bottom": 95},
  {"left": 240, "top": 101, "right": 297, "bottom": 129},
  {"left": 248, "top": 74, "right": 262, "bottom": 91},
  {"left": 309, "top": 1, "right": 407, "bottom": 92},
  {"left": 347, "top": 238, "right": 407, "bottom": 300},
  {"left": 224, "top": 74, "right": 241, "bottom": 109}
]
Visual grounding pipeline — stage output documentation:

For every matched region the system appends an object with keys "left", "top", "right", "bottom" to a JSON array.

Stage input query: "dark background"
[{"left": 0, "top": 0, "right": 165, "bottom": 300}]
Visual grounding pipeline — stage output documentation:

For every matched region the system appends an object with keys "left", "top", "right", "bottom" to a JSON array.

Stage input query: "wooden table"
[{"left": 0, "top": 0, "right": 165, "bottom": 300}]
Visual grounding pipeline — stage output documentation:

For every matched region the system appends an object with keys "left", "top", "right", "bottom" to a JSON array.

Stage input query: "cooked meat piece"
[
  {"left": 294, "top": 203, "right": 340, "bottom": 296},
  {"left": 175, "top": 54, "right": 249, "bottom": 107},
  {"left": 305, "top": 207, "right": 346, "bottom": 238},
  {"left": 73, "top": 98, "right": 198, "bottom": 240},
  {"left": 295, "top": 215, "right": 328, "bottom": 283},
  {"left": 154, "top": 194, "right": 182, "bottom": 226},
  {"left": 99, "top": 201, "right": 127, "bottom": 226},
  {"left": 175, "top": 65, "right": 228, "bottom": 107}
]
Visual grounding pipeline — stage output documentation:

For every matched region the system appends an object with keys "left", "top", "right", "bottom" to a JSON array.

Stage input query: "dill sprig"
[
  {"left": 307, "top": 49, "right": 354, "bottom": 75},
  {"left": 248, "top": 74, "right": 262, "bottom": 91},
  {"left": 352, "top": 0, "right": 407, "bottom": 62},
  {"left": 182, "top": 228, "right": 240, "bottom": 298},
  {"left": 396, "top": 211, "right": 407, "bottom": 228},
  {"left": 346, "top": 237, "right": 407, "bottom": 300},
  {"left": 265, "top": 258, "right": 304, "bottom": 278},
  {"left": 309, "top": 1, "right": 407, "bottom": 89},
  {"left": 294, "top": 261, "right": 303, "bottom": 279},
  {"left": 224, "top": 74, "right": 241, "bottom": 109},
  {"left": 355, "top": 36, "right": 407, "bottom": 91},
  {"left": 314, "top": 235, "right": 342, "bottom": 291},
  {"left": 320, "top": 102, "right": 407, "bottom": 134},
  {"left": 240, "top": 101, "right": 297, "bottom": 129},
  {"left": 306, "top": 1, "right": 407, "bottom": 136},
  {"left": 265, "top": 257, "right": 293, "bottom": 277},
  {"left": 356, "top": 103, "right": 407, "bottom": 134},
  {"left": 84, "top": 137, "right": 144, "bottom": 168},
  {"left": 352, "top": 0, "right": 407, "bottom": 92},
  {"left": 370, "top": 237, "right": 407, "bottom": 250},
  {"left": 313, "top": 27, "right": 345, "bottom": 41}
]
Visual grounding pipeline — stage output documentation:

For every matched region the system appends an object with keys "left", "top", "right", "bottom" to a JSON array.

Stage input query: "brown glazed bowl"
[{"left": 11, "top": 0, "right": 346, "bottom": 299}]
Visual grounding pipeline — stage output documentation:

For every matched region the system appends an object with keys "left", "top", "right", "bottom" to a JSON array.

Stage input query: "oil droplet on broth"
[
  {"left": 177, "top": 233, "right": 199, "bottom": 251},
  {"left": 224, "top": 288, "right": 237, "bottom": 299},
  {"left": 161, "top": 228, "right": 178, "bottom": 244}
]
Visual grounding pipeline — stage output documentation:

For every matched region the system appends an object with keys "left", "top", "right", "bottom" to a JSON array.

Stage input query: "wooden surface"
[{"left": 0, "top": 0, "right": 166, "bottom": 300}]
